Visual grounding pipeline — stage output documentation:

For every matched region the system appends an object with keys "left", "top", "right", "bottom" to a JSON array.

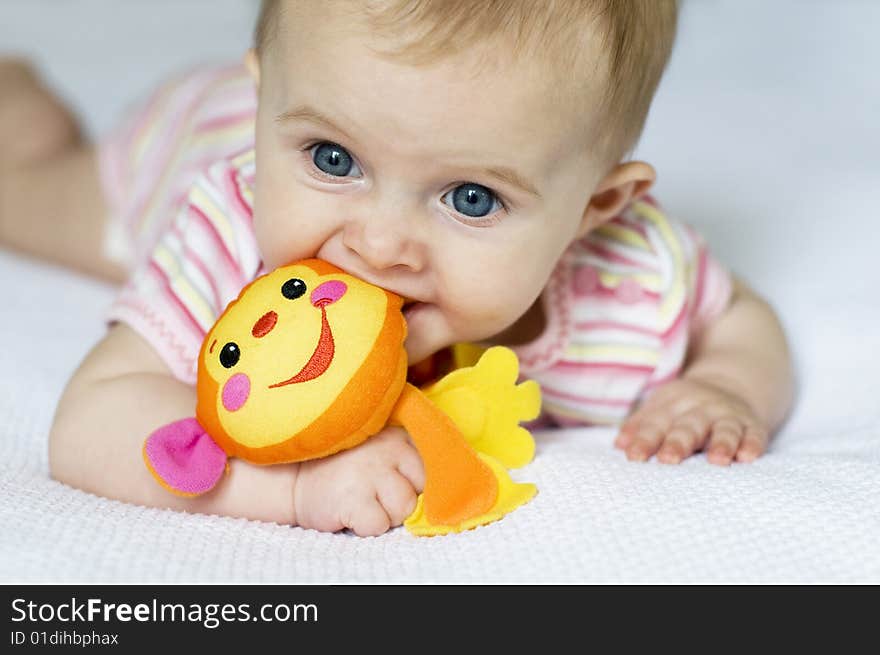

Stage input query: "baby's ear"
[
  {"left": 576, "top": 161, "right": 656, "bottom": 238},
  {"left": 244, "top": 48, "right": 261, "bottom": 89}
]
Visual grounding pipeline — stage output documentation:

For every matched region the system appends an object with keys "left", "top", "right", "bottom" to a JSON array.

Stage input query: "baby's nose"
[{"left": 311, "top": 280, "right": 348, "bottom": 307}]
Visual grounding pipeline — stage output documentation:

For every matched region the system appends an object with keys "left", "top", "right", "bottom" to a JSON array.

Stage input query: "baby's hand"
[
  {"left": 614, "top": 377, "right": 770, "bottom": 466},
  {"left": 292, "top": 427, "right": 425, "bottom": 536}
]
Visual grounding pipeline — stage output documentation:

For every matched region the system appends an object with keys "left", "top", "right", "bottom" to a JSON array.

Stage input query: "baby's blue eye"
[
  {"left": 311, "top": 142, "right": 360, "bottom": 177},
  {"left": 443, "top": 183, "right": 500, "bottom": 218}
]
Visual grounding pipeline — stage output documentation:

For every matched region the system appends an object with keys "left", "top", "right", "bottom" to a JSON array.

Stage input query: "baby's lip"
[{"left": 403, "top": 299, "right": 430, "bottom": 316}]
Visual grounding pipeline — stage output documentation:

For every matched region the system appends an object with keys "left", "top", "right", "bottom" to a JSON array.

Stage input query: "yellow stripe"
[
  {"left": 594, "top": 222, "right": 651, "bottom": 251},
  {"left": 189, "top": 185, "right": 237, "bottom": 258},
  {"left": 597, "top": 271, "right": 663, "bottom": 293},
  {"left": 632, "top": 201, "right": 686, "bottom": 321},
  {"left": 135, "top": 115, "right": 253, "bottom": 238},
  {"left": 563, "top": 343, "right": 660, "bottom": 366},
  {"left": 232, "top": 148, "right": 256, "bottom": 168},
  {"left": 191, "top": 120, "right": 253, "bottom": 148},
  {"left": 153, "top": 245, "right": 216, "bottom": 329},
  {"left": 131, "top": 82, "right": 180, "bottom": 165}
]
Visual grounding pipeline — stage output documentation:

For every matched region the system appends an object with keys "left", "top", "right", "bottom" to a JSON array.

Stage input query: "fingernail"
[
  {"left": 708, "top": 450, "right": 732, "bottom": 466},
  {"left": 627, "top": 448, "right": 647, "bottom": 462}
]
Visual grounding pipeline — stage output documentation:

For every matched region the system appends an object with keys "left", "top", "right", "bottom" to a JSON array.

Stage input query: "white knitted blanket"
[
  {"left": 1, "top": 249, "right": 877, "bottom": 584},
  {"left": 1, "top": 0, "right": 878, "bottom": 583}
]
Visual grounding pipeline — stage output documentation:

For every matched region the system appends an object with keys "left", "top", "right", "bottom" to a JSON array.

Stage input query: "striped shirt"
[
  {"left": 510, "top": 197, "right": 732, "bottom": 426},
  {"left": 101, "top": 65, "right": 732, "bottom": 426}
]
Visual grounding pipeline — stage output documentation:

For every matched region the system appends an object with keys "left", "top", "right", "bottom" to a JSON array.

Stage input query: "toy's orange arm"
[{"left": 389, "top": 383, "right": 497, "bottom": 526}]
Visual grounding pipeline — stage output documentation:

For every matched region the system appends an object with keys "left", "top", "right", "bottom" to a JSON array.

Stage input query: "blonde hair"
[{"left": 255, "top": 0, "right": 678, "bottom": 163}]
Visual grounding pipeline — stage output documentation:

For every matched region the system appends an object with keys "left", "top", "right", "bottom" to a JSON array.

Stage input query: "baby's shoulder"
[
  {"left": 556, "top": 197, "right": 709, "bottom": 326},
  {"left": 570, "top": 196, "right": 703, "bottom": 281}
]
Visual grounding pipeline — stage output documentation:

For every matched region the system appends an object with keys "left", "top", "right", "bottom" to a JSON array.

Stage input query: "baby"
[{"left": 0, "top": 1, "right": 793, "bottom": 536}]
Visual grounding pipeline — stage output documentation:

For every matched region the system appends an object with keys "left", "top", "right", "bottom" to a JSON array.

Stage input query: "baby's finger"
[
  {"left": 625, "top": 416, "right": 672, "bottom": 462},
  {"left": 343, "top": 498, "right": 392, "bottom": 538},
  {"left": 735, "top": 425, "right": 770, "bottom": 463},
  {"left": 376, "top": 472, "right": 419, "bottom": 527},
  {"left": 705, "top": 417, "right": 745, "bottom": 466},
  {"left": 396, "top": 443, "right": 426, "bottom": 493},
  {"left": 614, "top": 417, "right": 639, "bottom": 449},
  {"left": 615, "top": 408, "right": 657, "bottom": 448},
  {"left": 657, "top": 411, "right": 712, "bottom": 464}
]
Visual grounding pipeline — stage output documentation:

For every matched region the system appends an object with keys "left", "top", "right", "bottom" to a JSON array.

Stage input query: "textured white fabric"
[
  {"left": 1, "top": 255, "right": 877, "bottom": 586},
  {"left": 1, "top": 0, "right": 878, "bottom": 583}
]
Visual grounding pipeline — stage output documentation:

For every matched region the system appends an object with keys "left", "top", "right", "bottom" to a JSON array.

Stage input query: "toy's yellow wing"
[{"left": 423, "top": 346, "right": 541, "bottom": 469}]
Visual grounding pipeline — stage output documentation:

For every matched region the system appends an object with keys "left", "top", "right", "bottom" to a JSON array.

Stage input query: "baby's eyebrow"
[
  {"left": 482, "top": 165, "right": 541, "bottom": 199},
  {"left": 275, "top": 104, "right": 355, "bottom": 142}
]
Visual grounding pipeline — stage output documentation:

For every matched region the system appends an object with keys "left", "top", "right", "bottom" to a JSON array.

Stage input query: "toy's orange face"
[{"left": 195, "top": 259, "right": 407, "bottom": 464}]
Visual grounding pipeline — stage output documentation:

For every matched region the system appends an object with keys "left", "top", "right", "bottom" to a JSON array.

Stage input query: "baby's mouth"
[{"left": 402, "top": 299, "right": 425, "bottom": 320}]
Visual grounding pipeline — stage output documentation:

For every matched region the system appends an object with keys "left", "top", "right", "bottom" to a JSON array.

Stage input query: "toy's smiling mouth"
[{"left": 268, "top": 280, "right": 346, "bottom": 388}]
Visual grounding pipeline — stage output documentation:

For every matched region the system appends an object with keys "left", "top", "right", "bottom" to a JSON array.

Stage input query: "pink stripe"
[
  {"left": 643, "top": 366, "right": 681, "bottom": 389},
  {"left": 517, "top": 262, "right": 572, "bottom": 370},
  {"left": 224, "top": 167, "right": 254, "bottom": 224},
  {"left": 109, "top": 296, "right": 198, "bottom": 379},
  {"left": 691, "top": 245, "right": 708, "bottom": 314},
  {"left": 573, "top": 320, "right": 662, "bottom": 338},
  {"left": 127, "top": 73, "right": 185, "bottom": 157},
  {"left": 575, "top": 284, "right": 661, "bottom": 302},
  {"left": 640, "top": 193, "right": 659, "bottom": 208},
  {"left": 147, "top": 261, "right": 207, "bottom": 337},
  {"left": 188, "top": 201, "right": 241, "bottom": 281},
  {"left": 129, "top": 127, "right": 189, "bottom": 229},
  {"left": 169, "top": 223, "right": 224, "bottom": 311},
  {"left": 130, "top": 67, "right": 250, "bottom": 234},
  {"left": 659, "top": 299, "right": 689, "bottom": 340},
  {"left": 581, "top": 240, "right": 653, "bottom": 268},
  {"left": 573, "top": 302, "right": 687, "bottom": 342},
  {"left": 612, "top": 214, "right": 651, "bottom": 240},
  {"left": 193, "top": 109, "right": 257, "bottom": 134},
  {"left": 551, "top": 414, "right": 618, "bottom": 427}
]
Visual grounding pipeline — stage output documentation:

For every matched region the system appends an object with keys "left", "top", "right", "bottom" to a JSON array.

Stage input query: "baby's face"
[{"left": 250, "top": 3, "right": 606, "bottom": 364}]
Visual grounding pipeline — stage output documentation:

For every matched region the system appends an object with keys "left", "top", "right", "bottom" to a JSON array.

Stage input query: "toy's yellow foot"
[
  {"left": 424, "top": 346, "right": 541, "bottom": 469},
  {"left": 404, "top": 454, "right": 537, "bottom": 537}
]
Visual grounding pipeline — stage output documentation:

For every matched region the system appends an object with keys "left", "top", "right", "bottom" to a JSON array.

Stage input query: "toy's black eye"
[
  {"left": 281, "top": 278, "right": 307, "bottom": 300},
  {"left": 219, "top": 342, "right": 240, "bottom": 368}
]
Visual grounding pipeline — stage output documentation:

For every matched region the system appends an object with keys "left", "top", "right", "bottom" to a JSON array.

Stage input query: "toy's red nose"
[{"left": 252, "top": 310, "right": 278, "bottom": 338}]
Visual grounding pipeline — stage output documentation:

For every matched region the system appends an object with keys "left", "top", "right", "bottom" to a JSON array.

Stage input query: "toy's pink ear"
[{"left": 143, "top": 418, "right": 228, "bottom": 496}]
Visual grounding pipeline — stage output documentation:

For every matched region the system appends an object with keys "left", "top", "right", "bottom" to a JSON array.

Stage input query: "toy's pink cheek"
[{"left": 221, "top": 373, "right": 250, "bottom": 412}]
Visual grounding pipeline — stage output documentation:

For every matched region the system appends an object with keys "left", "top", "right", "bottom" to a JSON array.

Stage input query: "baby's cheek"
[
  {"left": 252, "top": 171, "right": 338, "bottom": 270},
  {"left": 446, "top": 287, "right": 525, "bottom": 341}
]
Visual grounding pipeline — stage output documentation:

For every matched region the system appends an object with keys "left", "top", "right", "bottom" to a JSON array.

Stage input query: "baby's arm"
[
  {"left": 50, "top": 323, "right": 423, "bottom": 534},
  {"left": 615, "top": 276, "right": 795, "bottom": 465},
  {"left": 49, "top": 323, "right": 300, "bottom": 523}
]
